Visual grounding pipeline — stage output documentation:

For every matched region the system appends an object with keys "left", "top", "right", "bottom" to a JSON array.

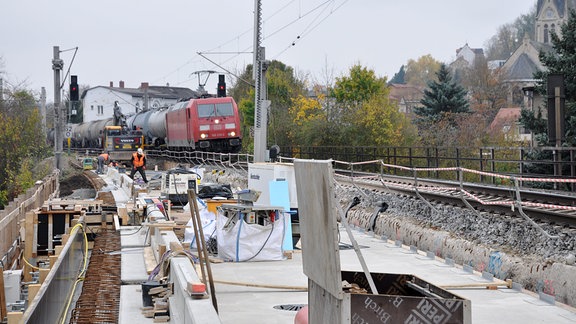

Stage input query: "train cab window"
[
  {"left": 215, "top": 103, "right": 234, "bottom": 116},
  {"left": 198, "top": 104, "right": 215, "bottom": 118}
]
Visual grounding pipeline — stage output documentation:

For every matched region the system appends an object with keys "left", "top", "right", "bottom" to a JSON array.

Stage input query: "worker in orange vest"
[
  {"left": 130, "top": 148, "right": 148, "bottom": 183},
  {"left": 97, "top": 152, "right": 110, "bottom": 174}
]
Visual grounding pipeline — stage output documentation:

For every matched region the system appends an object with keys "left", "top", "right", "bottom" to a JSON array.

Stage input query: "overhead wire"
[
  {"left": 186, "top": 0, "right": 346, "bottom": 83},
  {"left": 272, "top": 0, "right": 349, "bottom": 60}
]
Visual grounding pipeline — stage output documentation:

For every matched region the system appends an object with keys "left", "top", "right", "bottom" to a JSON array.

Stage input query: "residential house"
[
  {"left": 388, "top": 84, "right": 424, "bottom": 115},
  {"left": 81, "top": 81, "right": 198, "bottom": 123},
  {"left": 489, "top": 107, "right": 531, "bottom": 143}
]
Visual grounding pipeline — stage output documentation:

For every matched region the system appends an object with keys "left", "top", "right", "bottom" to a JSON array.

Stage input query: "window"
[
  {"left": 216, "top": 102, "right": 234, "bottom": 116},
  {"left": 544, "top": 24, "right": 549, "bottom": 43},
  {"left": 198, "top": 104, "right": 215, "bottom": 118}
]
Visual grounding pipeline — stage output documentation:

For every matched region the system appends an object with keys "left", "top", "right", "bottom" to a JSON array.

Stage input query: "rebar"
[{"left": 69, "top": 230, "right": 121, "bottom": 324}]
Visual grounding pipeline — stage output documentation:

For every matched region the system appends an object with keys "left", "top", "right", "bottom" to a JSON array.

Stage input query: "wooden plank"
[
  {"left": 47, "top": 214, "right": 53, "bottom": 254},
  {"left": 118, "top": 206, "right": 129, "bottom": 226},
  {"left": 28, "top": 284, "right": 41, "bottom": 303},
  {"left": 32, "top": 211, "right": 38, "bottom": 258},
  {"left": 143, "top": 246, "right": 157, "bottom": 274},
  {"left": 158, "top": 244, "right": 166, "bottom": 262},
  {"left": 114, "top": 215, "right": 121, "bottom": 230},
  {"left": 49, "top": 255, "right": 58, "bottom": 269},
  {"left": 0, "top": 267, "right": 6, "bottom": 321},
  {"left": 293, "top": 160, "right": 342, "bottom": 299},
  {"left": 83, "top": 214, "right": 114, "bottom": 224},
  {"left": 39, "top": 268, "right": 50, "bottom": 284},
  {"left": 23, "top": 211, "right": 35, "bottom": 282},
  {"left": 7, "top": 312, "right": 23, "bottom": 324}
]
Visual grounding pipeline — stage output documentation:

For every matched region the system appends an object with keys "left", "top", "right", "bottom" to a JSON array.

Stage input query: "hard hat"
[{"left": 137, "top": 148, "right": 143, "bottom": 154}]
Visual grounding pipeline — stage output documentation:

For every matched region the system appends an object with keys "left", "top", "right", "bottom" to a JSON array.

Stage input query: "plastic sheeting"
[
  {"left": 183, "top": 199, "right": 217, "bottom": 250},
  {"left": 216, "top": 212, "right": 286, "bottom": 262}
]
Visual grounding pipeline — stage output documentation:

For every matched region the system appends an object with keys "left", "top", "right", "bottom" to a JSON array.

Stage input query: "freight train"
[{"left": 68, "top": 96, "right": 242, "bottom": 161}]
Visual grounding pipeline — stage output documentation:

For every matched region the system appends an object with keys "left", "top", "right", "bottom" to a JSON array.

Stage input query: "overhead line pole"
[
  {"left": 53, "top": 46, "right": 64, "bottom": 170},
  {"left": 253, "top": 0, "right": 270, "bottom": 163}
]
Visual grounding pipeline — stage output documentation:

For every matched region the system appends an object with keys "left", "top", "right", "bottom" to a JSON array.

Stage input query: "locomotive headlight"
[
  {"left": 225, "top": 123, "right": 236, "bottom": 129},
  {"left": 200, "top": 133, "right": 207, "bottom": 139},
  {"left": 214, "top": 119, "right": 220, "bottom": 124},
  {"left": 229, "top": 131, "right": 236, "bottom": 137},
  {"left": 199, "top": 125, "right": 210, "bottom": 131}
]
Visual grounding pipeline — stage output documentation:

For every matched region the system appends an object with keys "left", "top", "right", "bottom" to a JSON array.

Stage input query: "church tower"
[{"left": 535, "top": 0, "right": 576, "bottom": 44}]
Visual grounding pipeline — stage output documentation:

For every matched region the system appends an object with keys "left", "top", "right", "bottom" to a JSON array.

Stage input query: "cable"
[
  {"left": 60, "top": 223, "right": 89, "bottom": 324},
  {"left": 22, "top": 256, "right": 41, "bottom": 271}
]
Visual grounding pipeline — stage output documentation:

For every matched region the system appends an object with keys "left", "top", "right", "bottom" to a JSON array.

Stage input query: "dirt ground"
[{"left": 59, "top": 172, "right": 94, "bottom": 197}]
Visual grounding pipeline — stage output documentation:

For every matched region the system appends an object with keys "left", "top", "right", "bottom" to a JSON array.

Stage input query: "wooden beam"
[
  {"left": 7, "top": 312, "right": 23, "bottom": 324},
  {"left": 114, "top": 215, "right": 121, "bottom": 231},
  {"left": 28, "top": 284, "right": 41, "bottom": 304},
  {"left": 23, "top": 211, "right": 35, "bottom": 283},
  {"left": 0, "top": 266, "right": 7, "bottom": 321}
]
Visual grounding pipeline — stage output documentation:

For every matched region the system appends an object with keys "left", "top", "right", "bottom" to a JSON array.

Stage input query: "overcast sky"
[{"left": 1, "top": 0, "right": 536, "bottom": 102}]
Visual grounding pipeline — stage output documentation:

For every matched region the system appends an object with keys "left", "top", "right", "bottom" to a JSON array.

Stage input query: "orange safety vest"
[
  {"left": 99, "top": 153, "right": 109, "bottom": 160},
  {"left": 132, "top": 152, "right": 145, "bottom": 167}
]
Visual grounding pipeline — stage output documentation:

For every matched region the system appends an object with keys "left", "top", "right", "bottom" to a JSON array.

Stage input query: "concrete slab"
[
  {"left": 109, "top": 167, "right": 576, "bottom": 324},
  {"left": 119, "top": 284, "right": 155, "bottom": 324},
  {"left": 210, "top": 251, "right": 308, "bottom": 324},
  {"left": 335, "top": 229, "right": 576, "bottom": 324}
]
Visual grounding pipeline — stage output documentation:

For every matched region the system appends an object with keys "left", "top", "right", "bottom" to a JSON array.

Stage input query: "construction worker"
[
  {"left": 130, "top": 148, "right": 148, "bottom": 183},
  {"left": 97, "top": 152, "right": 110, "bottom": 174}
]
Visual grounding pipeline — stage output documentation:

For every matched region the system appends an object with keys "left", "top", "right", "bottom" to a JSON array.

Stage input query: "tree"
[
  {"left": 460, "top": 57, "right": 508, "bottom": 123},
  {"left": 485, "top": 5, "right": 537, "bottom": 60},
  {"left": 404, "top": 55, "right": 441, "bottom": 87},
  {"left": 522, "top": 9, "right": 576, "bottom": 146},
  {"left": 0, "top": 88, "right": 51, "bottom": 208},
  {"left": 389, "top": 65, "right": 406, "bottom": 84},
  {"left": 415, "top": 64, "right": 470, "bottom": 122},
  {"left": 328, "top": 64, "right": 417, "bottom": 147},
  {"left": 228, "top": 60, "right": 306, "bottom": 151}
]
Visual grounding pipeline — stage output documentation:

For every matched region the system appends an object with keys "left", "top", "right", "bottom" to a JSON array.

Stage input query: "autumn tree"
[
  {"left": 329, "top": 64, "right": 417, "bottom": 147},
  {"left": 404, "top": 55, "right": 441, "bottom": 87},
  {"left": 229, "top": 60, "right": 306, "bottom": 151},
  {"left": 0, "top": 88, "right": 51, "bottom": 208},
  {"left": 485, "top": 5, "right": 537, "bottom": 60},
  {"left": 288, "top": 91, "right": 331, "bottom": 146}
]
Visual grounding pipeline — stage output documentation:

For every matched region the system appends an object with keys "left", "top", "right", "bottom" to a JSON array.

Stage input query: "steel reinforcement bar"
[{"left": 69, "top": 230, "right": 121, "bottom": 324}]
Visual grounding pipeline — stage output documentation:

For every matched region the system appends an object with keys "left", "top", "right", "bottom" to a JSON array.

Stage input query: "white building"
[{"left": 81, "top": 81, "right": 198, "bottom": 123}]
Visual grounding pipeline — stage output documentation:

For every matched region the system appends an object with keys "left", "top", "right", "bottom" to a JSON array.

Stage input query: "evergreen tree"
[
  {"left": 522, "top": 9, "right": 576, "bottom": 145},
  {"left": 414, "top": 63, "right": 470, "bottom": 121},
  {"left": 389, "top": 65, "right": 406, "bottom": 84}
]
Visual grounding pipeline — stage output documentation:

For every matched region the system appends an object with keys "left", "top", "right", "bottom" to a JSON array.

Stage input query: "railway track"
[
  {"left": 85, "top": 148, "right": 576, "bottom": 231},
  {"left": 334, "top": 170, "right": 576, "bottom": 232}
]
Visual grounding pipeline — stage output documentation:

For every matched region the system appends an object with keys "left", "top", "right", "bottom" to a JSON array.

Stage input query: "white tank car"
[
  {"left": 126, "top": 108, "right": 168, "bottom": 148},
  {"left": 71, "top": 118, "right": 113, "bottom": 148}
]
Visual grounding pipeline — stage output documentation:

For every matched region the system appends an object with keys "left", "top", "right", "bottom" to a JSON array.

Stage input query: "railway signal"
[
  {"left": 70, "top": 75, "right": 79, "bottom": 101},
  {"left": 217, "top": 74, "right": 226, "bottom": 97}
]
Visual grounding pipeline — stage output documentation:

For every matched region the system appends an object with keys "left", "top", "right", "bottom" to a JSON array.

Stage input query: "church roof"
[
  {"left": 502, "top": 36, "right": 553, "bottom": 81},
  {"left": 506, "top": 53, "right": 541, "bottom": 80},
  {"left": 537, "top": 0, "right": 576, "bottom": 18}
]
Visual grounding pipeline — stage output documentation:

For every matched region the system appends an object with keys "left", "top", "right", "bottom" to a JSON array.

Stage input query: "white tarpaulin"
[
  {"left": 216, "top": 212, "right": 286, "bottom": 262},
  {"left": 183, "top": 199, "right": 217, "bottom": 250}
]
